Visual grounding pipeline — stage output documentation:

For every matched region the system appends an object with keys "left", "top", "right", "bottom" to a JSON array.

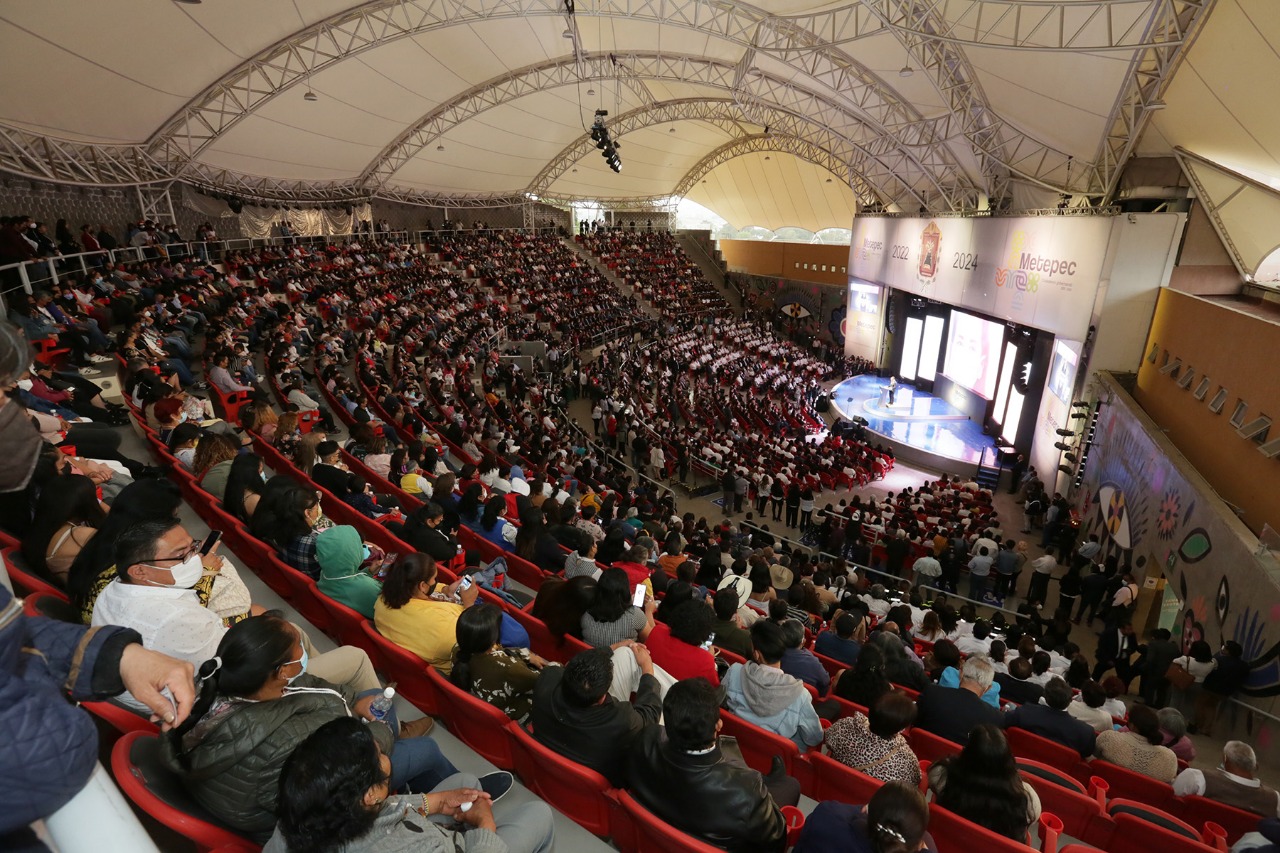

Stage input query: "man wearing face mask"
[{"left": 92, "top": 517, "right": 390, "bottom": 719}]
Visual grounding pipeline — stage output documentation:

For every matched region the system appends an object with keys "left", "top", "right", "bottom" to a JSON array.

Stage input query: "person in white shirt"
[
  {"left": 955, "top": 620, "right": 994, "bottom": 657},
  {"left": 1173, "top": 742, "right": 1280, "bottom": 818},
  {"left": 93, "top": 518, "right": 381, "bottom": 713},
  {"left": 910, "top": 553, "right": 942, "bottom": 589},
  {"left": 1067, "top": 681, "right": 1115, "bottom": 732}
]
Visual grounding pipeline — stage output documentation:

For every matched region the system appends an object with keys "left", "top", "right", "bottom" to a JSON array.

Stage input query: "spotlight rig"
[{"left": 590, "top": 109, "right": 621, "bottom": 173}]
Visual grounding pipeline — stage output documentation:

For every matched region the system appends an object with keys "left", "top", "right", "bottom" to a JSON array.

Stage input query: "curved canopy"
[{"left": 0, "top": 0, "right": 1245, "bottom": 228}]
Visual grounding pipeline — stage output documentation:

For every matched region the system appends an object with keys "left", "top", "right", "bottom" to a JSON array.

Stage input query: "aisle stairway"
[
  {"left": 676, "top": 230, "right": 742, "bottom": 310},
  {"left": 560, "top": 236, "right": 662, "bottom": 321}
]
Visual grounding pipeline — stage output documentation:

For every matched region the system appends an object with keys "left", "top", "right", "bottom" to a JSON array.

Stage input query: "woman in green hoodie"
[{"left": 316, "top": 525, "right": 383, "bottom": 618}]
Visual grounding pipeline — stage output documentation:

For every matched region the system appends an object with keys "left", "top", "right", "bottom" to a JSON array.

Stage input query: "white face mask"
[
  {"left": 147, "top": 553, "right": 204, "bottom": 589},
  {"left": 16, "top": 379, "right": 33, "bottom": 391}
]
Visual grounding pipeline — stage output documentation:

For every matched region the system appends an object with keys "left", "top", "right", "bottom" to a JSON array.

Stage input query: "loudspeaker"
[{"left": 227, "top": 197, "right": 243, "bottom": 214}]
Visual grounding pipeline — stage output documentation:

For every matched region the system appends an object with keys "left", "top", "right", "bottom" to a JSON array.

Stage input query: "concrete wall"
[
  {"left": 1134, "top": 288, "right": 1280, "bottom": 537},
  {"left": 1080, "top": 372, "right": 1280, "bottom": 750}
]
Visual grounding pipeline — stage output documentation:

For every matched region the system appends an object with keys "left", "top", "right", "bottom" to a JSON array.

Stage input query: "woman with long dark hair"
[
  {"left": 833, "top": 644, "right": 892, "bottom": 707},
  {"left": 266, "top": 717, "right": 553, "bottom": 853},
  {"left": 450, "top": 603, "right": 548, "bottom": 724},
  {"left": 222, "top": 453, "right": 266, "bottom": 522},
  {"left": 928, "top": 724, "right": 1040, "bottom": 841},
  {"left": 513, "top": 507, "right": 566, "bottom": 572},
  {"left": 455, "top": 482, "right": 486, "bottom": 528},
  {"left": 22, "top": 472, "right": 105, "bottom": 586},
  {"left": 475, "top": 495, "right": 516, "bottom": 550},
  {"left": 794, "top": 780, "right": 936, "bottom": 853},
  {"left": 581, "top": 566, "right": 654, "bottom": 648},
  {"left": 165, "top": 614, "right": 480, "bottom": 841}
]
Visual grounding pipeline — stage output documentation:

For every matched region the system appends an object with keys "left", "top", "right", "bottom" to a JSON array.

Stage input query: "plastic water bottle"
[{"left": 369, "top": 687, "right": 395, "bottom": 722}]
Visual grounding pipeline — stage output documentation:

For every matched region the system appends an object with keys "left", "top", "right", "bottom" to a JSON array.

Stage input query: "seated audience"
[
  {"left": 163, "top": 614, "right": 495, "bottom": 840},
  {"left": 628, "top": 678, "right": 793, "bottom": 852},
  {"left": 833, "top": 644, "right": 892, "bottom": 708},
  {"left": 795, "top": 781, "right": 936, "bottom": 853},
  {"left": 928, "top": 724, "right": 1042, "bottom": 841},
  {"left": 914, "top": 655, "right": 1003, "bottom": 745},
  {"left": 643, "top": 599, "right": 720, "bottom": 684},
  {"left": 221, "top": 453, "right": 266, "bottom": 522},
  {"left": 779, "top": 618, "right": 830, "bottom": 696},
  {"left": 814, "top": 612, "right": 862, "bottom": 666},
  {"left": 581, "top": 566, "right": 655, "bottom": 648},
  {"left": 722, "top": 620, "right": 824, "bottom": 749},
  {"left": 21, "top": 472, "right": 103, "bottom": 586},
  {"left": 1157, "top": 707, "right": 1196, "bottom": 763},
  {"left": 315, "top": 525, "right": 383, "bottom": 619},
  {"left": 1173, "top": 741, "right": 1279, "bottom": 817},
  {"left": 1067, "top": 680, "right": 1115, "bottom": 732},
  {"left": 1003, "top": 677, "right": 1096, "bottom": 758},
  {"left": 374, "top": 552, "right": 478, "bottom": 673},
  {"left": 265, "top": 716, "right": 552, "bottom": 853},
  {"left": 825, "top": 690, "right": 921, "bottom": 785},
  {"left": 995, "top": 657, "right": 1046, "bottom": 707},
  {"left": 530, "top": 646, "right": 662, "bottom": 786},
  {"left": 451, "top": 603, "right": 550, "bottom": 725},
  {"left": 1094, "top": 703, "right": 1178, "bottom": 782}
]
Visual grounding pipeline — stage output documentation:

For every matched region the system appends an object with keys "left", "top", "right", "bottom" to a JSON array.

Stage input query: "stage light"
[
  {"left": 899, "top": 64, "right": 914, "bottom": 78},
  {"left": 1053, "top": 441, "right": 1072, "bottom": 451},
  {"left": 1055, "top": 428, "right": 1074, "bottom": 437},
  {"left": 303, "top": 90, "right": 318, "bottom": 102}
]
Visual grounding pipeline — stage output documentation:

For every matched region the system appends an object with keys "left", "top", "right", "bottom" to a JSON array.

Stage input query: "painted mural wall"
[{"left": 1078, "top": 373, "right": 1280, "bottom": 746}]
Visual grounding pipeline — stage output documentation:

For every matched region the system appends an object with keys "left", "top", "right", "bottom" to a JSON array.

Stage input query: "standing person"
[
  {"left": 784, "top": 482, "right": 801, "bottom": 529},
  {"left": 967, "top": 546, "right": 994, "bottom": 603},
  {"left": 770, "top": 478, "right": 785, "bottom": 522},
  {"left": 1136, "top": 628, "right": 1180, "bottom": 709},
  {"left": 1092, "top": 620, "right": 1138, "bottom": 682},
  {"left": 1027, "top": 552, "right": 1057, "bottom": 607},
  {"left": 1193, "top": 641, "right": 1250, "bottom": 736},
  {"left": 1073, "top": 563, "right": 1111, "bottom": 625},
  {"left": 721, "top": 468, "right": 737, "bottom": 516},
  {"left": 1007, "top": 454, "right": 1028, "bottom": 495},
  {"left": 735, "top": 471, "right": 750, "bottom": 516}
]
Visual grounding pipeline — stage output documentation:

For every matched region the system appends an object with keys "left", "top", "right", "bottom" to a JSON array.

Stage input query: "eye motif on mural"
[
  {"left": 1215, "top": 576, "right": 1231, "bottom": 627},
  {"left": 1177, "top": 528, "right": 1213, "bottom": 564},
  {"left": 1234, "top": 607, "right": 1280, "bottom": 699},
  {"left": 1156, "top": 489, "right": 1181, "bottom": 540}
]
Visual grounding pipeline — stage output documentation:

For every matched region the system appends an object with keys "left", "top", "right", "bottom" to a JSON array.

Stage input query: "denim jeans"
[{"left": 389, "top": 729, "right": 458, "bottom": 794}]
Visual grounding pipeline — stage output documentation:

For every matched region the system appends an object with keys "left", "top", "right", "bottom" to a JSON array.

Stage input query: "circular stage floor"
[{"left": 831, "top": 375, "right": 995, "bottom": 466}]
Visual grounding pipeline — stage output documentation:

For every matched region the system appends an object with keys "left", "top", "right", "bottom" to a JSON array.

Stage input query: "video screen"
[
  {"left": 943, "top": 310, "right": 1005, "bottom": 399},
  {"left": 1048, "top": 341, "right": 1078, "bottom": 404}
]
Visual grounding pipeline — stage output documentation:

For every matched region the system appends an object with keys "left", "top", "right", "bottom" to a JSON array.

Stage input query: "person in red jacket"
[{"left": 645, "top": 598, "right": 720, "bottom": 685}]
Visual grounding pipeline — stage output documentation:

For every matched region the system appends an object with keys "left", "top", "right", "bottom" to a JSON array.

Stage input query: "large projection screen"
[{"left": 943, "top": 310, "right": 1005, "bottom": 400}]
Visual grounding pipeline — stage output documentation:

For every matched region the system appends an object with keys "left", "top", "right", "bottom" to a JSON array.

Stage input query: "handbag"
[{"left": 1166, "top": 661, "right": 1196, "bottom": 691}]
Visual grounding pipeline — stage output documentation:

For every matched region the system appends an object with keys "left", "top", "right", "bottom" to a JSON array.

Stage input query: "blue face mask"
[
  {"left": 285, "top": 648, "right": 309, "bottom": 685},
  {"left": 362, "top": 545, "right": 372, "bottom": 561}
]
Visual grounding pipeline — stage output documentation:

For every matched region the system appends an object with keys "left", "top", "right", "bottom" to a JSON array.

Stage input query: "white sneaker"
[{"left": 88, "top": 354, "right": 112, "bottom": 363}]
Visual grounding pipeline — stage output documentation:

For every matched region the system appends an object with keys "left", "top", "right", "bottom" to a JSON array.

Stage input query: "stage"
[{"left": 829, "top": 375, "right": 996, "bottom": 469}]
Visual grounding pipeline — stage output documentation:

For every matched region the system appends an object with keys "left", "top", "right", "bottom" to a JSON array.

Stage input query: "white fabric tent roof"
[{"left": 0, "top": 0, "right": 1269, "bottom": 232}]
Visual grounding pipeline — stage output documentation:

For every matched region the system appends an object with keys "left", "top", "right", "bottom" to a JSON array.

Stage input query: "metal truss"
[
  {"left": 143, "top": 0, "right": 981, "bottom": 198},
  {"left": 365, "top": 53, "right": 960, "bottom": 210},
  {"left": 767, "top": 0, "right": 1207, "bottom": 52},
  {"left": 671, "top": 135, "right": 854, "bottom": 199},
  {"left": 1175, "top": 146, "right": 1280, "bottom": 282},
  {"left": 1093, "top": 0, "right": 1215, "bottom": 202},
  {"left": 0, "top": 124, "right": 170, "bottom": 186},
  {"left": 527, "top": 98, "right": 881, "bottom": 205}
]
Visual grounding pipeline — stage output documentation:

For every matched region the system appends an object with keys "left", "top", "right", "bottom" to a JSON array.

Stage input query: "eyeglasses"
[{"left": 152, "top": 541, "right": 201, "bottom": 564}]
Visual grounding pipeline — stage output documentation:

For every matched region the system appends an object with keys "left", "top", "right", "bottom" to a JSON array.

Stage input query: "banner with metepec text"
[{"left": 846, "top": 216, "right": 1115, "bottom": 340}]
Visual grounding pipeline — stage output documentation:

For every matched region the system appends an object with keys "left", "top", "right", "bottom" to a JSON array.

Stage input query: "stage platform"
[{"left": 830, "top": 375, "right": 995, "bottom": 470}]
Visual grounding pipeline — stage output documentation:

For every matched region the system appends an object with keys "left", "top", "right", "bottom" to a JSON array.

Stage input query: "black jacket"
[
  {"left": 994, "top": 674, "right": 1045, "bottom": 706},
  {"left": 1004, "top": 702, "right": 1096, "bottom": 758},
  {"left": 403, "top": 521, "right": 458, "bottom": 563},
  {"left": 1096, "top": 628, "right": 1137, "bottom": 667},
  {"left": 915, "top": 683, "right": 1004, "bottom": 745},
  {"left": 627, "top": 728, "right": 786, "bottom": 853},
  {"left": 311, "top": 463, "right": 351, "bottom": 499},
  {"left": 530, "top": 664, "right": 661, "bottom": 786}
]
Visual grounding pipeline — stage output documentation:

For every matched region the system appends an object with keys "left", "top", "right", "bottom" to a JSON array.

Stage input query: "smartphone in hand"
[
  {"left": 201, "top": 530, "right": 222, "bottom": 556},
  {"left": 632, "top": 585, "right": 647, "bottom": 608}
]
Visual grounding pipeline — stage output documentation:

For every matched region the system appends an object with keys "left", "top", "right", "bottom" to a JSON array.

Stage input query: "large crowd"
[{"left": 0, "top": 222, "right": 1271, "bottom": 853}]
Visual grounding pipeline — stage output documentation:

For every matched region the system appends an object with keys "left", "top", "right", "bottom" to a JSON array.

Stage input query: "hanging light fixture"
[
  {"left": 436, "top": 144, "right": 445, "bottom": 151},
  {"left": 587, "top": 87, "right": 596, "bottom": 96},
  {"left": 899, "top": 63, "right": 914, "bottom": 78},
  {"left": 303, "top": 90, "right": 318, "bottom": 102}
]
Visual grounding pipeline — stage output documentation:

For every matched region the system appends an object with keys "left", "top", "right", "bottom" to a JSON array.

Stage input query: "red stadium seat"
[
  {"left": 110, "top": 732, "right": 261, "bottom": 853},
  {"left": 1086, "top": 759, "right": 1176, "bottom": 809},
  {"left": 82, "top": 700, "right": 158, "bottom": 737},
  {"left": 1108, "top": 799, "right": 1203, "bottom": 841},
  {"left": 1177, "top": 795, "right": 1263, "bottom": 845},
  {"left": 4, "top": 551, "right": 69, "bottom": 602},
  {"left": 357, "top": 620, "right": 440, "bottom": 716},
  {"left": 21, "top": 591, "right": 80, "bottom": 621},
  {"left": 508, "top": 722, "right": 618, "bottom": 837},
  {"left": 313, "top": 592, "right": 377, "bottom": 656},
  {"left": 1005, "top": 727, "right": 1090, "bottom": 777},
  {"left": 1018, "top": 759, "right": 1114, "bottom": 847},
  {"left": 612, "top": 790, "right": 727, "bottom": 853},
  {"left": 425, "top": 667, "right": 516, "bottom": 769},
  {"left": 1104, "top": 811, "right": 1221, "bottom": 853},
  {"left": 803, "top": 749, "right": 885, "bottom": 805},
  {"left": 717, "top": 710, "right": 804, "bottom": 779},
  {"left": 266, "top": 555, "right": 332, "bottom": 634},
  {"left": 906, "top": 727, "right": 962, "bottom": 764}
]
